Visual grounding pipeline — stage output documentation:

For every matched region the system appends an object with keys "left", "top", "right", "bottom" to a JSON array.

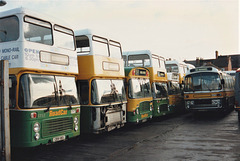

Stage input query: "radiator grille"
[
  {"left": 194, "top": 99, "right": 211, "bottom": 105},
  {"left": 42, "top": 117, "right": 73, "bottom": 138},
  {"left": 139, "top": 101, "right": 150, "bottom": 113},
  {"left": 160, "top": 104, "right": 168, "bottom": 111}
]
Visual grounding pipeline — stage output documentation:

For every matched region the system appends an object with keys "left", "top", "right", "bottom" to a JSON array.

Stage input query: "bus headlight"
[
  {"left": 74, "top": 124, "right": 79, "bottom": 131},
  {"left": 136, "top": 108, "right": 139, "bottom": 115},
  {"left": 33, "top": 122, "right": 40, "bottom": 132},
  {"left": 186, "top": 101, "right": 194, "bottom": 105},
  {"left": 74, "top": 116, "right": 78, "bottom": 124},
  {"left": 74, "top": 116, "right": 79, "bottom": 131},
  {"left": 34, "top": 133, "right": 40, "bottom": 140},
  {"left": 212, "top": 99, "right": 221, "bottom": 105}
]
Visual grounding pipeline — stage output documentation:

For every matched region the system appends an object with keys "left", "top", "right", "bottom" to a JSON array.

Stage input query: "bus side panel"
[
  {"left": 168, "top": 94, "right": 184, "bottom": 114},
  {"left": 80, "top": 107, "right": 93, "bottom": 133},
  {"left": 235, "top": 72, "right": 240, "bottom": 111}
]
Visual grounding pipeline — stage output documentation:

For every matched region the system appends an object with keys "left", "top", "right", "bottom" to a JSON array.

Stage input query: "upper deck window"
[
  {"left": 160, "top": 59, "right": 165, "bottom": 69},
  {"left": 54, "top": 25, "right": 75, "bottom": 50},
  {"left": 0, "top": 16, "right": 19, "bottom": 43},
  {"left": 24, "top": 16, "right": 53, "bottom": 45},
  {"left": 76, "top": 35, "right": 90, "bottom": 54},
  {"left": 109, "top": 40, "right": 122, "bottom": 59},
  {"left": 128, "top": 54, "right": 150, "bottom": 67},
  {"left": 92, "top": 35, "right": 109, "bottom": 57},
  {"left": 152, "top": 57, "right": 159, "bottom": 68},
  {"left": 166, "top": 64, "right": 178, "bottom": 73}
]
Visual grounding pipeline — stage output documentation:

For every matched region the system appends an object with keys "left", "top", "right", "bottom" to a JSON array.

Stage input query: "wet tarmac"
[{"left": 12, "top": 110, "right": 240, "bottom": 161}]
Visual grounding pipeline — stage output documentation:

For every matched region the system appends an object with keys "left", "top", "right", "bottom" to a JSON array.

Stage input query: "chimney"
[
  {"left": 196, "top": 57, "right": 200, "bottom": 67},
  {"left": 215, "top": 51, "right": 218, "bottom": 59},
  {"left": 228, "top": 56, "right": 232, "bottom": 71}
]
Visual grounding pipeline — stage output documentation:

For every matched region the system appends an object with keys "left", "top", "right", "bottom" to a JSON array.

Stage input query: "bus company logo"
[{"left": 49, "top": 109, "right": 68, "bottom": 117}]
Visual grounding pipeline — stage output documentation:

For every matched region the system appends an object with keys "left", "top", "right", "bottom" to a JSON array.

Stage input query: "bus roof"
[
  {"left": 165, "top": 60, "right": 186, "bottom": 66},
  {"left": 74, "top": 29, "right": 117, "bottom": 40},
  {"left": 186, "top": 66, "right": 220, "bottom": 76},
  {"left": 0, "top": 7, "right": 73, "bottom": 29},
  {"left": 123, "top": 50, "right": 165, "bottom": 60},
  {"left": 74, "top": 29, "right": 92, "bottom": 36}
]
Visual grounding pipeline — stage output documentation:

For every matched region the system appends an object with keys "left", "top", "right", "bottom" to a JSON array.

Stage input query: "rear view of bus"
[
  {"left": 0, "top": 8, "right": 80, "bottom": 147},
  {"left": 75, "top": 29, "right": 127, "bottom": 133},
  {"left": 124, "top": 67, "right": 153, "bottom": 123}
]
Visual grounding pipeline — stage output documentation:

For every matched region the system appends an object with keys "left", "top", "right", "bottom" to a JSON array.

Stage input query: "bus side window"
[{"left": 77, "top": 80, "right": 89, "bottom": 105}]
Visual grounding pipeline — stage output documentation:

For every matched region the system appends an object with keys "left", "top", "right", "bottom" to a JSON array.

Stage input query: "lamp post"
[{"left": 0, "top": 0, "right": 6, "bottom": 6}]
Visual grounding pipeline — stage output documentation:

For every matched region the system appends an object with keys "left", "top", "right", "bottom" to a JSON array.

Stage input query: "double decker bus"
[
  {"left": 124, "top": 67, "right": 152, "bottom": 123},
  {"left": 184, "top": 66, "right": 235, "bottom": 112},
  {"left": 165, "top": 60, "right": 188, "bottom": 113},
  {"left": 0, "top": 8, "right": 80, "bottom": 147},
  {"left": 75, "top": 29, "right": 127, "bottom": 133},
  {"left": 167, "top": 72, "right": 183, "bottom": 113},
  {"left": 165, "top": 60, "right": 188, "bottom": 85},
  {"left": 123, "top": 50, "right": 169, "bottom": 117}
]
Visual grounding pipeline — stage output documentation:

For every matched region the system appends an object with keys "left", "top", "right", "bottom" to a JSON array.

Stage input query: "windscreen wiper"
[{"left": 202, "top": 82, "right": 211, "bottom": 91}]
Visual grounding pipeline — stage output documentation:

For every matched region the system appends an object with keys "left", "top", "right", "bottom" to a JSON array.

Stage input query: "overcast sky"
[{"left": 1, "top": 0, "right": 238, "bottom": 61}]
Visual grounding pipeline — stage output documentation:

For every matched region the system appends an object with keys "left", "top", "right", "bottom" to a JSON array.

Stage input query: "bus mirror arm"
[
  {"left": 44, "top": 105, "right": 51, "bottom": 113},
  {"left": 68, "top": 101, "right": 72, "bottom": 110},
  {"left": 221, "top": 79, "right": 225, "bottom": 85}
]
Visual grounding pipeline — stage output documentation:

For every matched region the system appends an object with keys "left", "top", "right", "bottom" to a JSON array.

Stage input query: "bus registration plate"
[
  {"left": 53, "top": 135, "right": 65, "bottom": 142},
  {"left": 141, "top": 113, "right": 148, "bottom": 118}
]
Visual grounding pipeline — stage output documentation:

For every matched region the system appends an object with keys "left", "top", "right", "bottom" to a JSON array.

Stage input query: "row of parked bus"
[{"left": 0, "top": 8, "right": 236, "bottom": 148}]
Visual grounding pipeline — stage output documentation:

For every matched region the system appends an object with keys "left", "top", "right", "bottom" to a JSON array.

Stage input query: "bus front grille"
[
  {"left": 140, "top": 101, "right": 150, "bottom": 113},
  {"left": 195, "top": 99, "right": 211, "bottom": 105},
  {"left": 160, "top": 104, "right": 168, "bottom": 111},
  {"left": 42, "top": 117, "right": 73, "bottom": 138}
]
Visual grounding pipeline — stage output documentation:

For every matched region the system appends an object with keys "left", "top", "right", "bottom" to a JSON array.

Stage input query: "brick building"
[{"left": 184, "top": 51, "right": 240, "bottom": 71}]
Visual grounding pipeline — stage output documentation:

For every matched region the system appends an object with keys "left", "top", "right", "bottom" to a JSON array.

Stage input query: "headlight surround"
[
  {"left": 33, "top": 122, "right": 40, "bottom": 133},
  {"left": 186, "top": 101, "right": 194, "bottom": 105},
  {"left": 136, "top": 108, "right": 139, "bottom": 115},
  {"left": 34, "top": 133, "right": 40, "bottom": 140},
  {"left": 74, "top": 116, "right": 78, "bottom": 124},
  {"left": 74, "top": 124, "right": 78, "bottom": 131},
  {"left": 212, "top": 99, "right": 221, "bottom": 105},
  {"left": 190, "top": 101, "right": 194, "bottom": 105}
]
